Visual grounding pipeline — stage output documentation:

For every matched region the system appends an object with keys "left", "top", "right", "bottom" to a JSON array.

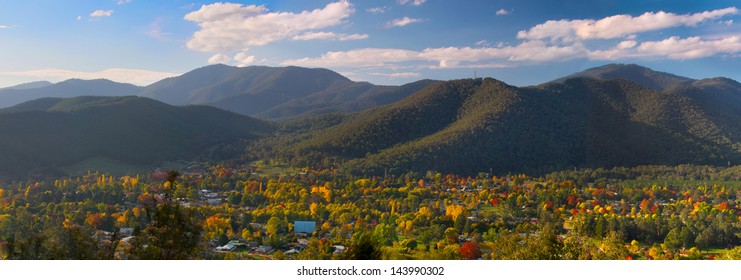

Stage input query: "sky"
[{"left": 1, "top": 0, "right": 740, "bottom": 88}]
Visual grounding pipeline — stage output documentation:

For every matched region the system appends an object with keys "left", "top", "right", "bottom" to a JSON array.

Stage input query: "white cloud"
[
  {"left": 588, "top": 35, "right": 741, "bottom": 60},
  {"left": 76, "top": 16, "right": 82, "bottom": 21},
  {"left": 496, "top": 9, "right": 511, "bottom": 16},
  {"left": 420, "top": 41, "right": 587, "bottom": 66},
  {"left": 116, "top": 0, "right": 132, "bottom": 4},
  {"left": 292, "top": 31, "right": 368, "bottom": 41},
  {"left": 4, "top": 68, "right": 180, "bottom": 86},
  {"left": 184, "top": 1, "right": 354, "bottom": 52},
  {"left": 617, "top": 40, "right": 637, "bottom": 49},
  {"left": 518, "top": 7, "right": 738, "bottom": 41},
  {"left": 398, "top": 0, "right": 426, "bottom": 6},
  {"left": 280, "top": 6, "right": 741, "bottom": 74},
  {"left": 0, "top": 25, "right": 15, "bottom": 29},
  {"left": 475, "top": 40, "right": 490, "bottom": 47},
  {"left": 208, "top": 54, "right": 232, "bottom": 65},
  {"left": 387, "top": 17, "right": 423, "bottom": 27},
  {"left": 90, "top": 10, "right": 114, "bottom": 17},
  {"left": 283, "top": 41, "right": 587, "bottom": 70},
  {"left": 283, "top": 48, "right": 422, "bottom": 68},
  {"left": 637, "top": 35, "right": 741, "bottom": 59},
  {"left": 367, "top": 6, "right": 389, "bottom": 14},
  {"left": 369, "top": 72, "right": 421, "bottom": 78},
  {"left": 233, "top": 51, "right": 256, "bottom": 67}
]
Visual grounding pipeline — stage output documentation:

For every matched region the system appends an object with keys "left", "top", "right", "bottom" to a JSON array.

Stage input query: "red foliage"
[
  {"left": 566, "top": 195, "right": 576, "bottom": 206},
  {"left": 459, "top": 242, "right": 482, "bottom": 260}
]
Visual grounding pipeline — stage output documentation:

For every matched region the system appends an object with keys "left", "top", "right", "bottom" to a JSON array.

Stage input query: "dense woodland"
[{"left": 4, "top": 164, "right": 741, "bottom": 260}]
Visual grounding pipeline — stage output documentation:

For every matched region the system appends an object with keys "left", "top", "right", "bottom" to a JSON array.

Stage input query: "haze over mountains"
[
  {"left": 0, "top": 65, "right": 438, "bottom": 119},
  {"left": 0, "top": 79, "right": 141, "bottom": 108},
  {"left": 1, "top": 63, "right": 741, "bottom": 179}
]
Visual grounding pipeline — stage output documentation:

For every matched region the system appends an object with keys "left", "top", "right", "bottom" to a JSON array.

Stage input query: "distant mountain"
[
  {"left": 551, "top": 63, "right": 695, "bottom": 90},
  {"left": 0, "top": 79, "right": 142, "bottom": 108},
  {"left": 1, "top": 81, "right": 53, "bottom": 90},
  {"left": 276, "top": 67, "right": 741, "bottom": 176},
  {"left": 0, "top": 96, "right": 272, "bottom": 179},
  {"left": 140, "top": 64, "right": 439, "bottom": 119}
]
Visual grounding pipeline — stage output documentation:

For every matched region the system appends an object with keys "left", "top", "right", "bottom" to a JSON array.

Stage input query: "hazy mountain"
[
  {"left": 276, "top": 66, "right": 741, "bottom": 176},
  {"left": 551, "top": 63, "right": 695, "bottom": 90},
  {"left": 1, "top": 81, "right": 53, "bottom": 90},
  {"left": 0, "top": 79, "right": 142, "bottom": 109},
  {"left": 0, "top": 96, "right": 272, "bottom": 179},
  {"left": 140, "top": 64, "right": 439, "bottom": 119}
]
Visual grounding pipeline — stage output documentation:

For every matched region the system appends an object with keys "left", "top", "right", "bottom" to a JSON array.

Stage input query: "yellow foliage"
[
  {"left": 446, "top": 204, "right": 466, "bottom": 220},
  {"left": 311, "top": 186, "right": 332, "bottom": 202},
  {"left": 322, "top": 221, "right": 331, "bottom": 231},
  {"left": 204, "top": 215, "right": 232, "bottom": 239},
  {"left": 355, "top": 179, "right": 370, "bottom": 188},
  {"left": 417, "top": 207, "right": 432, "bottom": 218}
]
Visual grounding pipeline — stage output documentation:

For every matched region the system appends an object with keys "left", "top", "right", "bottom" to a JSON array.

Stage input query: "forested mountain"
[
  {"left": 273, "top": 65, "right": 741, "bottom": 176},
  {"left": 0, "top": 79, "right": 142, "bottom": 108},
  {"left": 139, "top": 64, "right": 439, "bottom": 119},
  {"left": 0, "top": 96, "right": 272, "bottom": 179},
  {"left": 551, "top": 63, "right": 695, "bottom": 90}
]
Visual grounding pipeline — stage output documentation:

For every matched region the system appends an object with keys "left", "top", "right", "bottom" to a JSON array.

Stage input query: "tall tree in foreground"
[{"left": 128, "top": 171, "right": 202, "bottom": 259}]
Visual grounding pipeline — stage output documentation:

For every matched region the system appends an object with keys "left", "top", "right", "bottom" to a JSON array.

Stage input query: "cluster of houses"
[{"left": 209, "top": 220, "right": 338, "bottom": 258}]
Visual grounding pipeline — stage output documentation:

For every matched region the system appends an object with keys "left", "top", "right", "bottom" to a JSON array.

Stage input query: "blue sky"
[{"left": 0, "top": 0, "right": 740, "bottom": 87}]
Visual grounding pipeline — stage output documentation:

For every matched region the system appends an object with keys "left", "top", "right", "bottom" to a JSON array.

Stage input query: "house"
[
  {"left": 118, "top": 228, "right": 135, "bottom": 237},
  {"left": 332, "top": 245, "right": 346, "bottom": 254},
  {"left": 216, "top": 240, "right": 247, "bottom": 252},
  {"left": 294, "top": 221, "right": 317, "bottom": 235},
  {"left": 216, "top": 243, "right": 237, "bottom": 252},
  {"left": 255, "top": 245, "right": 274, "bottom": 254}
]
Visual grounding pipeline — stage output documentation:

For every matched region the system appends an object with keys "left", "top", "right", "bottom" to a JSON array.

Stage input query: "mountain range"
[
  {"left": 0, "top": 65, "right": 438, "bottom": 119},
  {"left": 272, "top": 64, "right": 741, "bottom": 176},
  {"left": 0, "top": 79, "right": 141, "bottom": 109},
  {"left": 1, "top": 63, "right": 741, "bottom": 178}
]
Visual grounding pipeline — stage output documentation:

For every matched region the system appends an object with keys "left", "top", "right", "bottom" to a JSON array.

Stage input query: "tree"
[
  {"left": 695, "top": 227, "right": 714, "bottom": 250},
  {"left": 372, "top": 224, "right": 397, "bottom": 246},
  {"left": 266, "top": 216, "right": 285, "bottom": 238},
  {"left": 128, "top": 171, "right": 202, "bottom": 259},
  {"left": 346, "top": 232, "right": 381, "bottom": 260},
  {"left": 459, "top": 242, "right": 481, "bottom": 260},
  {"left": 663, "top": 228, "right": 682, "bottom": 252}
]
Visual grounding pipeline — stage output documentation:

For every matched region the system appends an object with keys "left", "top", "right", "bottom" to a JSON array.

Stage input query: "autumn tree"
[{"left": 459, "top": 241, "right": 481, "bottom": 260}]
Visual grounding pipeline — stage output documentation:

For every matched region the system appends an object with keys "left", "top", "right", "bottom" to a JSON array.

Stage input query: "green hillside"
[
  {"left": 270, "top": 65, "right": 741, "bottom": 176},
  {"left": 0, "top": 96, "right": 273, "bottom": 179}
]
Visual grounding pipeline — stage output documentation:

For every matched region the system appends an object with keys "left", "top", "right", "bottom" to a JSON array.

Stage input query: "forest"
[{"left": 3, "top": 163, "right": 741, "bottom": 260}]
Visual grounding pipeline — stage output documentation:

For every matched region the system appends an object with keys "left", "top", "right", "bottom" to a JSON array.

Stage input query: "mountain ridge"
[
  {"left": 0, "top": 96, "right": 272, "bottom": 180},
  {"left": 269, "top": 65, "right": 741, "bottom": 176}
]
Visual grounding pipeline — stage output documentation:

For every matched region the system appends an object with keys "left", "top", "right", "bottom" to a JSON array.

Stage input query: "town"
[{"left": 2, "top": 163, "right": 741, "bottom": 260}]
